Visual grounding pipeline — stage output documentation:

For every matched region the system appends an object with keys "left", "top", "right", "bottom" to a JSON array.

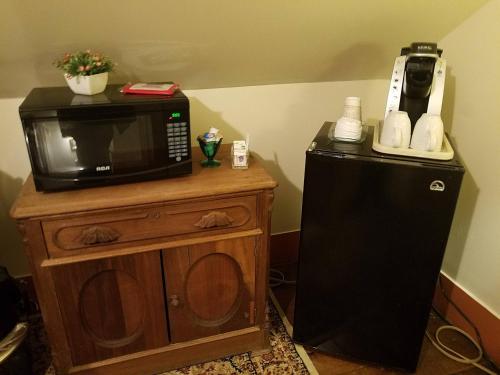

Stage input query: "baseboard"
[
  {"left": 432, "top": 273, "right": 500, "bottom": 366},
  {"left": 269, "top": 230, "right": 500, "bottom": 366},
  {"left": 270, "top": 231, "right": 300, "bottom": 266}
]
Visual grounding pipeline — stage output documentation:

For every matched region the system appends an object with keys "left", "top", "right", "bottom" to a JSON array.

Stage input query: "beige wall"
[
  {"left": 0, "top": 0, "right": 487, "bottom": 97},
  {"left": 0, "top": 98, "right": 30, "bottom": 275},
  {"left": 0, "top": 1, "right": 498, "bottom": 316},
  {"left": 438, "top": 0, "right": 500, "bottom": 315}
]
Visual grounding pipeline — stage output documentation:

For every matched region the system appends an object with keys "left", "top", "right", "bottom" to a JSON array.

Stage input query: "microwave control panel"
[{"left": 166, "top": 121, "right": 189, "bottom": 162}]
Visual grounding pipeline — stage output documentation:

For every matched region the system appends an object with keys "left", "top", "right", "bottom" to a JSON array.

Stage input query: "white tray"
[{"left": 372, "top": 121, "right": 454, "bottom": 161}]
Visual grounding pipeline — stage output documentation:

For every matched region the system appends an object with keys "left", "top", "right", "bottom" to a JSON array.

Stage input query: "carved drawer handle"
[
  {"left": 169, "top": 295, "right": 180, "bottom": 307},
  {"left": 77, "top": 226, "right": 120, "bottom": 245},
  {"left": 194, "top": 211, "right": 234, "bottom": 229}
]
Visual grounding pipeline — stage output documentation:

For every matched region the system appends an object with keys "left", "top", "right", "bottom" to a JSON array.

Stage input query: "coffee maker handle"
[{"left": 393, "top": 127, "right": 402, "bottom": 147}]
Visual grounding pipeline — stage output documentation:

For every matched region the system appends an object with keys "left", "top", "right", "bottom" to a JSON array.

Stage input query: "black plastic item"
[
  {"left": 0, "top": 267, "right": 30, "bottom": 375},
  {"left": 397, "top": 42, "right": 443, "bottom": 129},
  {"left": 0, "top": 267, "right": 22, "bottom": 338},
  {"left": 293, "top": 123, "right": 464, "bottom": 372},
  {"left": 0, "top": 339, "right": 31, "bottom": 375}
]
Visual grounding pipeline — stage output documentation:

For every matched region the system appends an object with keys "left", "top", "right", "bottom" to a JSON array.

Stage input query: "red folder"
[{"left": 121, "top": 82, "right": 179, "bottom": 95}]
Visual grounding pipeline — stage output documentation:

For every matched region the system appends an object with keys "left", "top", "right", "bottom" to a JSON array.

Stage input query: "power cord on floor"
[
  {"left": 425, "top": 274, "right": 499, "bottom": 375},
  {"left": 269, "top": 268, "right": 296, "bottom": 288},
  {"left": 425, "top": 326, "right": 496, "bottom": 374}
]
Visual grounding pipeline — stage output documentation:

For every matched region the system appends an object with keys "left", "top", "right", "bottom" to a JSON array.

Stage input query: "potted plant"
[{"left": 54, "top": 50, "right": 115, "bottom": 95}]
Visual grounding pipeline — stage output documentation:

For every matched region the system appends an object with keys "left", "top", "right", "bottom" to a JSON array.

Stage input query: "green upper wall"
[{"left": 0, "top": 0, "right": 489, "bottom": 97}]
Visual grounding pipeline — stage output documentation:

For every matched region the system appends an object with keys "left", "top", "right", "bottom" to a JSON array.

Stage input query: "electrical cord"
[
  {"left": 437, "top": 275, "right": 498, "bottom": 372},
  {"left": 269, "top": 268, "right": 296, "bottom": 288},
  {"left": 425, "top": 326, "right": 496, "bottom": 374},
  {"left": 425, "top": 274, "right": 499, "bottom": 374}
]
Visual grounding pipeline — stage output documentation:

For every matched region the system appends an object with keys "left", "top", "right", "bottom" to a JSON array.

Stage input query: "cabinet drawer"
[{"left": 43, "top": 195, "right": 257, "bottom": 258}]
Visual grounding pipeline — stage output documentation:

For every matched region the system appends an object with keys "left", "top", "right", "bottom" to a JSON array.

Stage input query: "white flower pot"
[{"left": 64, "top": 72, "right": 108, "bottom": 95}]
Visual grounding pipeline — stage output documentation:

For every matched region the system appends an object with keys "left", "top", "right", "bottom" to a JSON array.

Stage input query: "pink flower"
[
  {"left": 85, "top": 65, "right": 91, "bottom": 71},
  {"left": 78, "top": 66, "right": 85, "bottom": 72}
]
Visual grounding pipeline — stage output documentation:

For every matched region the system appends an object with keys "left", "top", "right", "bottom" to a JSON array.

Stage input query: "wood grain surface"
[
  {"left": 163, "top": 237, "right": 256, "bottom": 343},
  {"left": 42, "top": 194, "right": 256, "bottom": 258},
  {"left": 10, "top": 145, "right": 277, "bottom": 219},
  {"left": 51, "top": 252, "right": 169, "bottom": 365}
]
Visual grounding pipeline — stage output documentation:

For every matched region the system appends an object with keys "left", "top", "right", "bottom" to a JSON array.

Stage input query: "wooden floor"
[{"left": 271, "top": 264, "right": 498, "bottom": 375}]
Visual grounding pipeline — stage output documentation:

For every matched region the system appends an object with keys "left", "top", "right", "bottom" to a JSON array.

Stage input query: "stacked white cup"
[{"left": 334, "top": 97, "right": 362, "bottom": 141}]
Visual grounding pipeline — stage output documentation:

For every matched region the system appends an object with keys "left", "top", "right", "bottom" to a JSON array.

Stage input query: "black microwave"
[{"left": 19, "top": 84, "right": 192, "bottom": 191}]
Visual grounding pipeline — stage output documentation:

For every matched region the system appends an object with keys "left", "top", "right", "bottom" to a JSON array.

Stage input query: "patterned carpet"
[{"left": 29, "top": 295, "right": 315, "bottom": 375}]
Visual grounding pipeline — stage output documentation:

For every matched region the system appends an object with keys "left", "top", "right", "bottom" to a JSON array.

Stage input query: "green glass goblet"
[{"left": 197, "top": 136, "right": 223, "bottom": 167}]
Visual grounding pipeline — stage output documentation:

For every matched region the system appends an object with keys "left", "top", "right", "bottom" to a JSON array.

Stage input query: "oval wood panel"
[
  {"left": 184, "top": 253, "right": 243, "bottom": 327},
  {"left": 79, "top": 269, "right": 146, "bottom": 348}
]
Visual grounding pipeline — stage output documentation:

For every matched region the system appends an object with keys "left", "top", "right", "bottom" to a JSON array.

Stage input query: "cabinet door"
[
  {"left": 163, "top": 237, "right": 256, "bottom": 343},
  {"left": 51, "top": 252, "right": 169, "bottom": 365}
]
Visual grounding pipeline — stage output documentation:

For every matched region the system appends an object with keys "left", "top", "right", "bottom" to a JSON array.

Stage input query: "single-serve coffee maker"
[{"left": 384, "top": 42, "right": 446, "bottom": 129}]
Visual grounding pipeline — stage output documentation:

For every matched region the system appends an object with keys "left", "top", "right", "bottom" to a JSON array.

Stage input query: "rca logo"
[{"left": 96, "top": 165, "right": 110, "bottom": 172}]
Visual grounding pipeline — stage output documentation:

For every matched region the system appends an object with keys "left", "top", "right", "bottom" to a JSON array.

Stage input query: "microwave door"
[
  {"left": 32, "top": 119, "right": 82, "bottom": 176},
  {"left": 31, "top": 117, "right": 132, "bottom": 178},
  {"left": 109, "top": 116, "right": 160, "bottom": 172},
  {"left": 60, "top": 119, "right": 116, "bottom": 176},
  {"left": 31, "top": 112, "right": 170, "bottom": 180}
]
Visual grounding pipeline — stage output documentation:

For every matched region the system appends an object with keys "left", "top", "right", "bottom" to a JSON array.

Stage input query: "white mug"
[
  {"left": 380, "top": 111, "right": 411, "bottom": 148},
  {"left": 410, "top": 114, "right": 444, "bottom": 152}
]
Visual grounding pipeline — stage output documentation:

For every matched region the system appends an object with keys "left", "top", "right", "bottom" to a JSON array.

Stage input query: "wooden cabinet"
[
  {"left": 51, "top": 252, "right": 169, "bottom": 365},
  {"left": 10, "top": 147, "right": 276, "bottom": 375},
  {"left": 163, "top": 237, "right": 257, "bottom": 343}
]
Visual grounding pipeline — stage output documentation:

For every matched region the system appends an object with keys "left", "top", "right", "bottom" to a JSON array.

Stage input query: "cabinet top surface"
[{"left": 11, "top": 146, "right": 277, "bottom": 219}]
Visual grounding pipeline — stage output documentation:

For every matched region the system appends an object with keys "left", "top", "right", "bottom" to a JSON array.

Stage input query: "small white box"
[{"left": 231, "top": 140, "right": 249, "bottom": 169}]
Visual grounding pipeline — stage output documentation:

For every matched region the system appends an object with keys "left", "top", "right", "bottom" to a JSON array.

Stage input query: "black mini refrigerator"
[{"left": 293, "top": 122, "right": 464, "bottom": 371}]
